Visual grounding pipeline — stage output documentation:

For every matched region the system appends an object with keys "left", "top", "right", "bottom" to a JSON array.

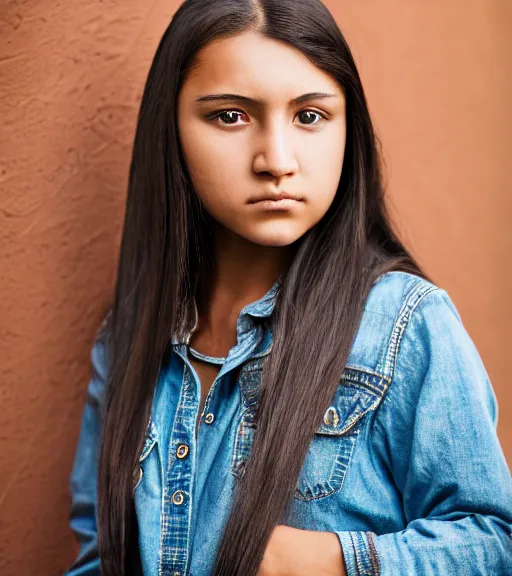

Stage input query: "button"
[
  {"left": 171, "top": 490, "right": 185, "bottom": 505},
  {"left": 176, "top": 444, "right": 189, "bottom": 459},
  {"left": 204, "top": 412, "right": 215, "bottom": 424},
  {"left": 323, "top": 406, "right": 339, "bottom": 427}
]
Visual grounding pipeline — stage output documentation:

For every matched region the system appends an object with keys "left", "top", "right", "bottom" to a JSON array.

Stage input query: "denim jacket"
[{"left": 65, "top": 271, "right": 512, "bottom": 576}]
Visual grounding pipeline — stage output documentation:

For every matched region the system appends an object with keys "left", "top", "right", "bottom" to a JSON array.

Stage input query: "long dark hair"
[{"left": 97, "top": 0, "right": 429, "bottom": 574}]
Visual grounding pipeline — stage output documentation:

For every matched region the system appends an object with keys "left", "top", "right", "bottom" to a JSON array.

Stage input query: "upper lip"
[{"left": 248, "top": 191, "right": 302, "bottom": 203}]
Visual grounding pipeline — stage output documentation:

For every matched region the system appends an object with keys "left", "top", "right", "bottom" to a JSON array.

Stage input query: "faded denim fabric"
[{"left": 65, "top": 271, "right": 512, "bottom": 576}]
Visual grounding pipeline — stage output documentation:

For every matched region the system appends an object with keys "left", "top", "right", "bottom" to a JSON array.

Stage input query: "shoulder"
[
  {"left": 347, "top": 271, "right": 444, "bottom": 374},
  {"left": 348, "top": 270, "right": 490, "bottom": 394},
  {"left": 365, "top": 270, "right": 441, "bottom": 320},
  {"left": 353, "top": 271, "right": 497, "bottom": 424}
]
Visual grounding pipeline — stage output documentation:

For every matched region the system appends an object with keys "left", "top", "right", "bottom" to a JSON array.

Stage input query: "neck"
[
  {"left": 192, "top": 222, "right": 296, "bottom": 355},
  {"left": 213, "top": 223, "right": 295, "bottom": 299}
]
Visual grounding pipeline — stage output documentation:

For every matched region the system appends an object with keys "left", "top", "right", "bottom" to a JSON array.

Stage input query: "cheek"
[
  {"left": 301, "top": 133, "right": 345, "bottom": 213},
  {"left": 180, "top": 127, "right": 246, "bottom": 210}
]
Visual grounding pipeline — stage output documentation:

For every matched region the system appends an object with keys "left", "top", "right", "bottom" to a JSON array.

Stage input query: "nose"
[{"left": 252, "top": 119, "right": 299, "bottom": 181}]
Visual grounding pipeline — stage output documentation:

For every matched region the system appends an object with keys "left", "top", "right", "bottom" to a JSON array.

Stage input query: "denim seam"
[
  {"left": 382, "top": 281, "right": 439, "bottom": 381},
  {"left": 366, "top": 531, "right": 381, "bottom": 576},
  {"left": 293, "top": 428, "right": 360, "bottom": 502},
  {"left": 158, "top": 362, "right": 192, "bottom": 576},
  {"left": 231, "top": 407, "right": 256, "bottom": 479},
  {"left": 341, "top": 375, "right": 389, "bottom": 398},
  {"left": 351, "top": 532, "right": 364, "bottom": 575},
  {"left": 347, "top": 531, "right": 380, "bottom": 576}
]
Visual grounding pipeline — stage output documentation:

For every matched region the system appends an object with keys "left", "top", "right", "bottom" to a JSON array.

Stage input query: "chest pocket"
[{"left": 231, "top": 366, "right": 388, "bottom": 502}]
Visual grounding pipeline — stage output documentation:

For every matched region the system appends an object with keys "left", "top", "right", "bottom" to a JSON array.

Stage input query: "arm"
[
  {"left": 257, "top": 525, "right": 346, "bottom": 576},
  {"left": 64, "top": 317, "right": 110, "bottom": 576},
  {"left": 336, "top": 288, "right": 512, "bottom": 576}
]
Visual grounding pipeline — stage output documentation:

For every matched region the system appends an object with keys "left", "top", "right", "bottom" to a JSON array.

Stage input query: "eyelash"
[{"left": 209, "top": 108, "right": 327, "bottom": 127}]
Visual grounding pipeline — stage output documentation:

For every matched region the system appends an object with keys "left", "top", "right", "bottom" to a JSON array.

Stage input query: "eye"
[
  {"left": 296, "top": 109, "right": 326, "bottom": 126},
  {"left": 210, "top": 109, "right": 327, "bottom": 126},
  {"left": 211, "top": 110, "right": 249, "bottom": 125}
]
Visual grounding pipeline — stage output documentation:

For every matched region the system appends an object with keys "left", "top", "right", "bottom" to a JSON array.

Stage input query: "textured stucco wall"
[{"left": 0, "top": 1, "right": 510, "bottom": 574}]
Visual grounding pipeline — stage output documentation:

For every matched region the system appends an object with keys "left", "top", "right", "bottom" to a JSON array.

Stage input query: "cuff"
[{"left": 335, "top": 531, "right": 380, "bottom": 576}]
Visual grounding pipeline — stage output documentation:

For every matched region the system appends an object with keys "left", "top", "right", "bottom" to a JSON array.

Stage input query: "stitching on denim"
[
  {"left": 342, "top": 379, "right": 386, "bottom": 398},
  {"left": 383, "top": 280, "right": 439, "bottom": 381},
  {"left": 360, "top": 532, "right": 374, "bottom": 575},
  {"left": 293, "top": 429, "right": 360, "bottom": 501},
  {"left": 158, "top": 363, "right": 195, "bottom": 575},
  {"left": 341, "top": 366, "right": 390, "bottom": 397},
  {"left": 343, "top": 365, "right": 389, "bottom": 382},
  {"left": 366, "top": 531, "right": 381, "bottom": 576},
  {"left": 231, "top": 409, "right": 255, "bottom": 479},
  {"left": 351, "top": 531, "right": 363, "bottom": 575}
]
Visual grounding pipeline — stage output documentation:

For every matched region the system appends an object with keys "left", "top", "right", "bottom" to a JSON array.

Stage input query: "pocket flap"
[
  {"left": 239, "top": 364, "right": 388, "bottom": 437},
  {"left": 316, "top": 368, "right": 388, "bottom": 436}
]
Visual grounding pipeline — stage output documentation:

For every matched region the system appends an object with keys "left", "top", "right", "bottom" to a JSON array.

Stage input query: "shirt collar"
[{"left": 170, "top": 275, "right": 282, "bottom": 346}]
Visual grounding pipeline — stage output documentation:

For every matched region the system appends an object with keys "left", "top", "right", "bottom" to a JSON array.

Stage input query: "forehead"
[{"left": 182, "top": 30, "right": 342, "bottom": 101}]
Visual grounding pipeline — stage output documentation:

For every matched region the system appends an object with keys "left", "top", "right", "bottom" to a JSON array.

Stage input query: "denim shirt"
[{"left": 65, "top": 271, "right": 512, "bottom": 576}]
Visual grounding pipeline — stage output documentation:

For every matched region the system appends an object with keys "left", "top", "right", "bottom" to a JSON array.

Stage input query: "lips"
[{"left": 248, "top": 191, "right": 302, "bottom": 203}]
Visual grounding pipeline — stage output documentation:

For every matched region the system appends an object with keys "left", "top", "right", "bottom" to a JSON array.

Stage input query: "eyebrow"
[{"left": 195, "top": 92, "right": 339, "bottom": 106}]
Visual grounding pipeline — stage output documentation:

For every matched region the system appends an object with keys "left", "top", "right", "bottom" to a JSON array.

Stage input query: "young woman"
[{"left": 64, "top": 1, "right": 512, "bottom": 575}]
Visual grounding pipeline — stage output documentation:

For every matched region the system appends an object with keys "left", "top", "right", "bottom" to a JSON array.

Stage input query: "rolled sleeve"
[{"left": 336, "top": 531, "right": 380, "bottom": 576}]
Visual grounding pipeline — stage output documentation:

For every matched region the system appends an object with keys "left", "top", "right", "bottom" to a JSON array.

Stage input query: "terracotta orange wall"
[{"left": 0, "top": 1, "right": 510, "bottom": 573}]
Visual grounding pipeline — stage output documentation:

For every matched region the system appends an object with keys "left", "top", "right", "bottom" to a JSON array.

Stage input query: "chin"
[{"left": 245, "top": 230, "right": 304, "bottom": 247}]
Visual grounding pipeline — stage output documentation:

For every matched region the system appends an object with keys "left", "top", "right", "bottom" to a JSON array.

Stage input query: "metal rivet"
[
  {"left": 323, "top": 406, "right": 339, "bottom": 427},
  {"left": 204, "top": 412, "right": 215, "bottom": 424},
  {"left": 171, "top": 490, "right": 185, "bottom": 505},
  {"left": 176, "top": 444, "right": 189, "bottom": 459}
]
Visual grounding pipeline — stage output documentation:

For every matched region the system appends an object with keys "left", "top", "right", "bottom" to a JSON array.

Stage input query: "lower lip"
[{"left": 251, "top": 199, "right": 302, "bottom": 210}]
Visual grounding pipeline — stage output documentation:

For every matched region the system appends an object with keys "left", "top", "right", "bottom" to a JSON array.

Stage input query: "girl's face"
[{"left": 177, "top": 31, "right": 346, "bottom": 247}]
